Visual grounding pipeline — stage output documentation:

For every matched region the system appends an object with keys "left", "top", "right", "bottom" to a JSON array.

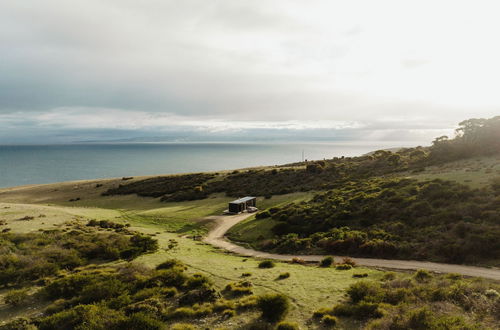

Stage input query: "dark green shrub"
[
  {"left": 414, "top": 269, "right": 432, "bottom": 282},
  {"left": 185, "top": 274, "right": 212, "bottom": 289},
  {"left": 241, "top": 272, "right": 252, "bottom": 277},
  {"left": 222, "top": 309, "right": 236, "bottom": 318},
  {"left": 332, "top": 302, "right": 383, "bottom": 320},
  {"left": 313, "top": 307, "right": 333, "bottom": 318},
  {"left": 119, "top": 312, "right": 166, "bottom": 330},
  {"left": 256, "top": 211, "right": 272, "bottom": 219},
  {"left": 178, "top": 288, "right": 218, "bottom": 305},
  {"left": 275, "top": 321, "right": 300, "bottom": 329},
  {"left": 321, "top": 314, "right": 338, "bottom": 327},
  {"left": 148, "top": 269, "right": 187, "bottom": 288},
  {"left": 224, "top": 282, "right": 253, "bottom": 297},
  {"left": 37, "top": 304, "right": 126, "bottom": 330},
  {"left": 347, "top": 281, "right": 379, "bottom": 303},
  {"left": 168, "top": 307, "right": 196, "bottom": 319},
  {"left": 352, "top": 273, "right": 368, "bottom": 278},
  {"left": 336, "top": 264, "right": 352, "bottom": 270},
  {"left": 277, "top": 272, "right": 290, "bottom": 280},
  {"left": 320, "top": 256, "right": 334, "bottom": 267},
  {"left": 4, "top": 288, "right": 29, "bottom": 306},
  {"left": 259, "top": 260, "right": 275, "bottom": 269},
  {"left": 156, "top": 259, "right": 184, "bottom": 270},
  {"left": 257, "top": 293, "right": 290, "bottom": 323}
]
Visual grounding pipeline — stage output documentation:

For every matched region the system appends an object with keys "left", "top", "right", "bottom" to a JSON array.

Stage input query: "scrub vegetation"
[
  {"left": 250, "top": 177, "right": 500, "bottom": 265},
  {"left": 103, "top": 117, "right": 500, "bottom": 202},
  {"left": 313, "top": 270, "right": 500, "bottom": 329}
]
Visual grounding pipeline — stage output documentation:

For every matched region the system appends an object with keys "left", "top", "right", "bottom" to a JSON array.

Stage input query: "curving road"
[{"left": 203, "top": 213, "right": 500, "bottom": 281}]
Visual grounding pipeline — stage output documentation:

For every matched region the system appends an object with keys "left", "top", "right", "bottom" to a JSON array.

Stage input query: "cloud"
[{"left": 0, "top": 1, "right": 499, "bottom": 143}]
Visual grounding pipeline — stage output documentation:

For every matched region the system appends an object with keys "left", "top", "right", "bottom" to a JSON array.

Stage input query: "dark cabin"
[{"left": 228, "top": 196, "right": 256, "bottom": 213}]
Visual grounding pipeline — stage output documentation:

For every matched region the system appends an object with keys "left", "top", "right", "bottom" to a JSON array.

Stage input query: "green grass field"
[{"left": 0, "top": 190, "right": 384, "bottom": 328}]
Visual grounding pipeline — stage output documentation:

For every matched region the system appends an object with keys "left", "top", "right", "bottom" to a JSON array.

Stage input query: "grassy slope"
[{"left": 0, "top": 187, "right": 382, "bottom": 328}]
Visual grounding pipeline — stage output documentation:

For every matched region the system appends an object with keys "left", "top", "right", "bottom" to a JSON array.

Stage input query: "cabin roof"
[{"left": 229, "top": 196, "right": 256, "bottom": 204}]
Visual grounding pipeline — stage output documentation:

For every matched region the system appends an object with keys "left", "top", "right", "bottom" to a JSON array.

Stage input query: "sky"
[{"left": 1, "top": 0, "right": 499, "bottom": 144}]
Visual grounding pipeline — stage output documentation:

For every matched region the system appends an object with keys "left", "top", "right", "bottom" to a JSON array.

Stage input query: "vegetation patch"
[{"left": 0, "top": 222, "right": 157, "bottom": 287}]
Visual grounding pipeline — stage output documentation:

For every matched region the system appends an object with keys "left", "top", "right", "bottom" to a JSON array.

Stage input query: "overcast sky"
[{"left": 1, "top": 0, "right": 499, "bottom": 144}]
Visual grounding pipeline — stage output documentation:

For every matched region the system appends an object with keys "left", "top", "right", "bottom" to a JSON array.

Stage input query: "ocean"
[{"left": 0, "top": 142, "right": 411, "bottom": 188}]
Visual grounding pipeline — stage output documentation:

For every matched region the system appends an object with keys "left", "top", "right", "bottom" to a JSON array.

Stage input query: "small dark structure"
[{"left": 228, "top": 196, "right": 257, "bottom": 214}]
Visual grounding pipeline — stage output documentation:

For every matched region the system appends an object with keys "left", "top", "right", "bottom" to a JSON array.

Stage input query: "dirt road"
[{"left": 203, "top": 213, "right": 500, "bottom": 281}]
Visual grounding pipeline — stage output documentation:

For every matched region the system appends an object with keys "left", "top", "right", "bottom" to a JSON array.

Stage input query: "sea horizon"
[{"left": 0, "top": 141, "right": 423, "bottom": 189}]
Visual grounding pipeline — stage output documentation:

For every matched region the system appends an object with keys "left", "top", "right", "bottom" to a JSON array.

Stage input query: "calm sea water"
[{"left": 0, "top": 142, "right": 408, "bottom": 188}]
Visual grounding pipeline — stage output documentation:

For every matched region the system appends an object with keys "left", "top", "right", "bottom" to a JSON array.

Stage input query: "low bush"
[
  {"left": 222, "top": 308, "right": 236, "bottom": 318},
  {"left": 352, "top": 273, "right": 368, "bottom": 278},
  {"left": 223, "top": 281, "right": 253, "bottom": 297},
  {"left": 332, "top": 302, "right": 383, "bottom": 320},
  {"left": 341, "top": 257, "right": 356, "bottom": 266},
  {"left": 313, "top": 307, "right": 333, "bottom": 318},
  {"left": 259, "top": 260, "right": 276, "bottom": 269},
  {"left": 241, "top": 272, "right": 252, "bottom": 277},
  {"left": 277, "top": 272, "right": 290, "bottom": 280},
  {"left": 119, "top": 312, "right": 166, "bottom": 330},
  {"left": 347, "top": 281, "right": 380, "bottom": 303},
  {"left": 156, "top": 259, "right": 184, "bottom": 270},
  {"left": 290, "top": 257, "right": 306, "bottom": 265},
  {"left": 257, "top": 293, "right": 290, "bottom": 323},
  {"left": 321, "top": 314, "right": 338, "bottom": 327},
  {"left": 320, "top": 256, "right": 334, "bottom": 267},
  {"left": 4, "top": 288, "right": 29, "bottom": 306},
  {"left": 414, "top": 269, "right": 432, "bottom": 282},
  {"left": 335, "top": 264, "right": 352, "bottom": 270},
  {"left": 275, "top": 321, "right": 300, "bottom": 329}
]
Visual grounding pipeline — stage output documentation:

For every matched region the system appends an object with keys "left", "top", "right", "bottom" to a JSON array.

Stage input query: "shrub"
[
  {"left": 37, "top": 304, "right": 126, "bottom": 330},
  {"left": 224, "top": 282, "right": 253, "bottom": 297},
  {"left": 156, "top": 259, "right": 184, "bottom": 270},
  {"left": 352, "top": 273, "right": 368, "bottom": 278},
  {"left": 335, "top": 264, "right": 352, "bottom": 270},
  {"left": 168, "top": 307, "right": 196, "bottom": 319},
  {"left": 257, "top": 293, "right": 290, "bottom": 323},
  {"left": 332, "top": 302, "right": 383, "bottom": 320},
  {"left": 212, "top": 299, "right": 235, "bottom": 312},
  {"left": 178, "top": 287, "right": 218, "bottom": 305},
  {"left": 256, "top": 211, "right": 272, "bottom": 219},
  {"left": 321, "top": 315, "right": 338, "bottom": 327},
  {"left": 259, "top": 260, "right": 276, "bottom": 268},
  {"left": 149, "top": 269, "right": 187, "bottom": 288},
  {"left": 277, "top": 272, "right": 290, "bottom": 280},
  {"left": 4, "top": 288, "right": 29, "bottom": 306},
  {"left": 290, "top": 257, "right": 306, "bottom": 265},
  {"left": 320, "top": 256, "right": 334, "bottom": 267},
  {"left": 313, "top": 307, "right": 333, "bottom": 318},
  {"left": 241, "top": 272, "right": 252, "bottom": 277},
  {"left": 414, "top": 269, "right": 432, "bottom": 282},
  {"left": 341, "top": 257, "right": 356, "bottom": 266},
  {"left": 275, "top": 321, "right": 300, "bottom": 329},
  {"left": 185, "top": 274, "right": 212, "bottom": 289},
  {"left": 347, "top": 281, "right": 380, "bottom": 303},
  {"left": 120, "top": 312, "right": 166, "bottom": 330},
  {"left": 235, "top": 295, "right": 259, "bottom": 310},
  {"left": 222, "top": 309, "right": 236, "bottom": 318}
]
